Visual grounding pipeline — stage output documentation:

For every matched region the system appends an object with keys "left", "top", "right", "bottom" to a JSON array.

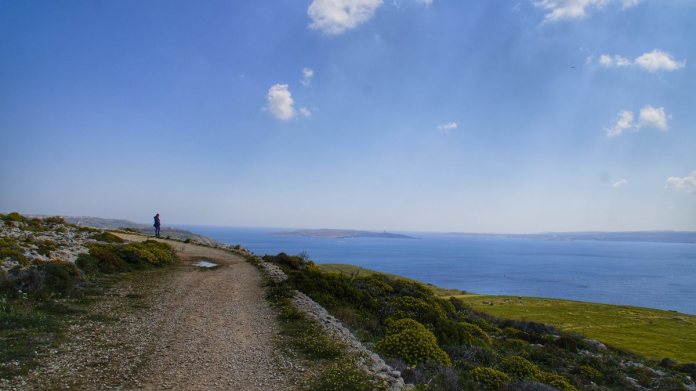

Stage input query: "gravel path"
[
  {"left": 4, "top": 234, "right": 300, "bottom": 390},
  {"left": 116, "top": 234, "right": 297, "bottom": 391}
]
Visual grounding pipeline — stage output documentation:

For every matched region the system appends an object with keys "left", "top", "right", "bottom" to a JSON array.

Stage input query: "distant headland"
[{"left": 271, "top": 229, "right": 414, "bottom": 239}]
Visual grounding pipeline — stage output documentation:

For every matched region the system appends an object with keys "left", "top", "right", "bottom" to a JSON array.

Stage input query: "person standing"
[{"left": 153, "top": 213, "right": 161, "bottom": 237}]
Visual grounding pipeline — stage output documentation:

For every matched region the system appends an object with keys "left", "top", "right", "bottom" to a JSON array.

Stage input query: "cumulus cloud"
[
  {"left": 301, "top": 68, "right": 315, "bottom": 86},
  {"left": 665, "top": 171, "right": 696, "bottom": 194},
  {"left": 606, "top": 110, "right": 634, "bottom": 138},
  {"left": 635, "top": 50, "right": 686, "bottom": 72},
  {"left": 599, "top": 49, "right": 685, "bottom": 72},
  {"left": 437, "top": 122, "right": 458, "bottom": 132},
  {"left": 265, "top": 84, "right": 298, "bottom": 120},
  {"left": 606, "top": 106, "right": 670, "bottom": 137},
  {"left": 533, "top": 0, "right": 641, "bottom": 22},
  {"left": 308, "top": 0, "right": 384, "bottom": 35},
  {"left": 637, "top": 106, "right": 669, "bottom": 131},
  {"left": 612, "top": 179, "right": 628, "bottom": 188}
]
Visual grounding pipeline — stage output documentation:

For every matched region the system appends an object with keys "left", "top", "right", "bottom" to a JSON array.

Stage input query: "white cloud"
[
  {"left": 298, "top": 107, "right": 312, "bottom": 117},
  {"left": 533, "top": 0, "right": 642, "bottom": 21},
  {"left": 621, "top": 0, "right": 640, "bottom": 9},
  {"left": 665, "top": 171, "right": 696, "bottom": 194},
  {"left": 606, "top": 106, "right": 670, "bottom": 137},
  {"left": 533, "top": 0, "right": 609, "bottom": 22},
  {"left": 637, "top": 105, "right": 669, "bottom": 131},
  {"left": 635, "top": 49, "right": 686, "bottom": 72},
  {"left": 416, "top": 0, "right": 433, "bottom": 6},
  {"left": 612, "top": 178, "right": 628, "bottom": 188},
  {"left": 437, "top": 122, "right": 458, "bottom": 132},
  {"left": 599, "top": 54, "right": 631, "bottom": 68},
  {"left": 598, "top": 49, "right": 685, "bottom": 72},
  {"left": 301, "top": 68, "right": 315, "bottom": 86},
  {"left": 265, "top": 84, "right": 297, "bottom": 120},
  {"left": 308, "top": 0, "right": 384, "bottom": 35},
  {"left": 606, "top": 110, "right": 634, "bottom": 138}
]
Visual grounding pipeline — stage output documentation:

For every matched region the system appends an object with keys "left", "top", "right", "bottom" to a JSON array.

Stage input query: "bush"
[
  {"left": 0, "top": 236, "right": 28, "bottom": 266},
  {"left": 536, "top": 372, "right": 578, "bottom": 391},
  {"left": 36, "top": 261, "right": 82, "bottom": 297},
  {"left": 2, "top": 212, "right": 26, "bottom": 223},
  {"left": 498, "top": 356, "right": 540, "bottom": 379},
  {"left": 376, "top": 318, "right": 451, "bottom": 366},
  {"left": 36, "top": 240, "right": 57, "bottom": 257},
  {"left": 83, "top": 240, "right": 176, "bottom": 274},
  {"left": 91, "top": 232, "right": 124, "bottom": 243},
  {"left": 577, "top": 364, "right": 602, "bottom": 380},
  {"left": 44, "top": 216, "right": 66, "bottom": 224},
  {"left": 390, "top": 296, "right": 447, "bottom": 326},
  {"left": 470, "top": 367, "right": 511, "bottom": 389},
  {"left": 2, "top": 261, "right": 83, "bottom": 298},
  {"left": 310, "top": 361, "right": 385, "bottom": 391},
  {"left": 118, "top": 241, "right": 176, "bottom": 266},
  {"left": 293, "top": 328, "right": 344, "bottom": 359},
  {"left": 85, "top": 243, "right": 129, "bottom": 273}
]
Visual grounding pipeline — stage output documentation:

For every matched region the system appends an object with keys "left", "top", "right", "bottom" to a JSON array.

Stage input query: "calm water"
[{"left": 179, "top": 226, "right": 696, "bottom": 315}]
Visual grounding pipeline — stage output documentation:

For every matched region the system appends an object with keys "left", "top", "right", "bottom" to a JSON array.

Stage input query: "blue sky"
[{"left": 1, "top": 0, "right": 694, "bottom": 233}]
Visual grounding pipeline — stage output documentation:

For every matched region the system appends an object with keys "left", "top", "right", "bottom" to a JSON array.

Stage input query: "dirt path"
[
  {"left": 4, "top": 234, "right": 301, "bottom": 390},
  {"left": 115, "top": 233, "right": 295, "bottom": 390}
]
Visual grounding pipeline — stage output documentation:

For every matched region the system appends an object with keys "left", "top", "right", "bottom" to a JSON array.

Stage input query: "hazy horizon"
[{"left": 2, "top": 1, "right": 695, "bottom": 233}]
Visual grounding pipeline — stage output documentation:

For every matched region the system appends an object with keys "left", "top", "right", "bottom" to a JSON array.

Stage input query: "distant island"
[{"left": 272, "top": 229, "right": 414, "bottom": 239}]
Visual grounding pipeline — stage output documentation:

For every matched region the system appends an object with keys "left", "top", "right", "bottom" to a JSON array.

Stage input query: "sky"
[{"left": 1, "top": 0, "right": 695, "bottom": 233}]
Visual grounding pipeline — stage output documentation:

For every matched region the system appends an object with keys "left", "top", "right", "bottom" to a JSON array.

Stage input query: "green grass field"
[
  {"left": 317, "top": 263, "right": 696, "bottom": 363},
  {"left": 458, "top": 295, "right": 696, "bottom": 363}
]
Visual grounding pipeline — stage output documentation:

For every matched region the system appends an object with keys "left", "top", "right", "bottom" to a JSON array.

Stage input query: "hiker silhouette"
[{"left": 154, "top": 213, "right": 161, "bottom": 237}]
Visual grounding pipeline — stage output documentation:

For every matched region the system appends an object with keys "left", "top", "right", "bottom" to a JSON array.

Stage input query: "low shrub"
[
  {"left": 309, "top": 361, "right": 385, "bottom": 391},
  {"left": 91, "top": 232, "right": 124, "bottom": 243},
  {"left": 577, "top": 364, "right": 602, "bottom": 380},
  {"left": 35, "top": 261, "right": 82, "bottom": 297},
  {"left": 535, "top": 371, "right": 578, "bottom": 391},
  {"left": 498, "top": 356, "right": 540, "bottom": 379},
  {"left": 118, "top": 241, "right": 176, "bottom": 266},
  {"left": 291, "top": 322, "right": 344, "bottom": 359},
  {"left": 375, "top": 318, "right": 451, "bottom": 366},
  {"left": 2, "top": 212, "right": 26, "bottom": 223},
  {"left": 36, "top": 240, "right": 57, "bottom": 257},
  {"left": 470, "top": 367, "right": 511, "bottom": 389},
  {"left": 44, "top": 216, "right": 66, "bottom": 224},
  {"left": 0, "top": 236, "right": 28, "bottom": 266},
  {"left": 85, "top": 244, "right": 129, "bottom": 273},
  {"left": 1, "top": 261, "right": 82, "bottom": 298}
]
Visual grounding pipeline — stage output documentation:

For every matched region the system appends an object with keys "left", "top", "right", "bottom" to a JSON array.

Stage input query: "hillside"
[{"left": 266, "top": 253, "right": 696, "bottom": 390}]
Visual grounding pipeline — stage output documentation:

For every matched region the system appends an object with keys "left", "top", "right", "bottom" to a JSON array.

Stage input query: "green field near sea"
[
  {"left": 318, "top": 263, "right": 696, "bottom": 363},
  {"left": 457, "top": 295, "right": 696, "bottom": 363}
]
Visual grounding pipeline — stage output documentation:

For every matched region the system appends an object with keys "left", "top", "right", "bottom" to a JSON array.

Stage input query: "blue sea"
[{"left": 178, "top": 226, "right": 696, "bottom": 315}]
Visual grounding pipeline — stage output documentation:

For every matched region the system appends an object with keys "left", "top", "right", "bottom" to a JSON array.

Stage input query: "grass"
[
  {"left": 318, "top": 263, "right": 466, "bottom": 297},
  {"left": 458, "top": 295, "right": 696, "bottom": 363}
]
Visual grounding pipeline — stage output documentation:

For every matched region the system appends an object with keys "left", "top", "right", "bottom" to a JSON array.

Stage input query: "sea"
[{"left": 177, "top": 226, "right": 696, "bottom": 315}]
